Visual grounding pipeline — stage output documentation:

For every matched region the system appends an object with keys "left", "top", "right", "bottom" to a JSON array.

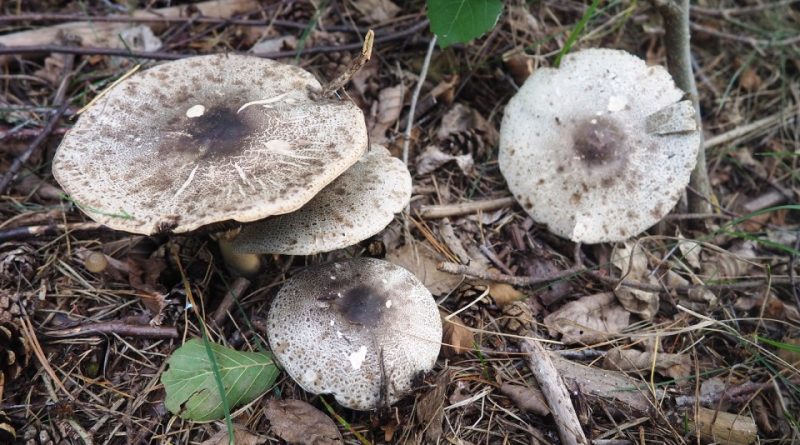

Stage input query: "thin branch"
[
  {"left": 43, "top": 322, "right": 179, "bottom": 339},
  {"left": 417, "top": 196, "right": 516, "bottom": 219},
  {"left": 0, "top": 222, "right": 106, "bottom": 243},
  {"left": 652, "top": 0, "right": 712, "bottom": 216},
  {"left": 212, "top": 277, "right": 252, "bottom": 326},
  {"left": 402, "top": 34, "right": 437, "bottom": 165}
]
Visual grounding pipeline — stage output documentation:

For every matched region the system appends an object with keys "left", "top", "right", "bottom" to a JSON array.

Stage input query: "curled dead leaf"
[
  {"left": 369, "top": 84, "right": 404, "bottom": 143},
  {"left": 264, "top": 399, "right": 343, "bottom": 445},
  {"left": 416, "top": 145, "right": 474, "bottom": 175},
  {"left": 415, "top": 371, "right": 450, "bottom": 442},
  {"left": 386, "top": 242, "right": 462, "bottom": 295},
  {"left": 440, "top": 310, "right": 474, "bottom": 357},
  {"left": 500, "top": 383, "right": 550, "bottom": 416},
  {"left": 200, "top": 424, "right": 266, "bottom": 445},
  {"left": 543, "top": 293, "right": 630, "bottom": 345},
  {"left": 603, "top": 347, "right": 691, "bottom": 379},
  {"left": 611, "top": 242, "right": 659, "bottom": 319}
]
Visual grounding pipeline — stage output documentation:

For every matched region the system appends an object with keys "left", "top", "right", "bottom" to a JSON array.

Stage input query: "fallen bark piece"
[
  {"left": 550, "top": 354, "right": 654, "bottom": 416},
  {"left": 522, "top": 339, "right": 589, "bottom": 445},
  {"left": 690, "top": 406, "right": 757, "bottom": 445}
]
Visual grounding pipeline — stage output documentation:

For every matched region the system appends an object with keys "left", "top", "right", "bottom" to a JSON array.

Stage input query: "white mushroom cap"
[
  {"left": 231, "top": 145, "right": 411, "bottom": 255},
  {"left": 499, "top": 48, "right": 700, "bottom": 243},
  {"left": 52, "top": 54, "right": 368, "bottom": 235},
  {"left": 268, "top": 258, "right": 442, "bottom": 410}
]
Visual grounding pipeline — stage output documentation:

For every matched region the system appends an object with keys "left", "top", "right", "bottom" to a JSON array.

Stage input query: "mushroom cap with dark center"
[
  {"left": 268, "top": 258, "right": 442, "bottom": 410},
  {"left": 499, "top": 48, "right": 700, "bottom": 243},
  {"left": 231, "top": 145, "right": 411, "bottom": 255},
  {"left": 52, "top": 54, "right": 368, "bottom": 235}
]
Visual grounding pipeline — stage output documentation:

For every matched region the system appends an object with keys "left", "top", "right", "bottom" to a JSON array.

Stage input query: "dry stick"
[
  {"left": 418, "top": 196, "right": 516, "bottom": 219},
  {"left": 653, "top": 0, "right": 712, "bottom": 217},
  {"left": 212, "top": 277, "right": 252, "bottom": 326},
  {"left": 703, "top": 105, "right": 799, "bottom": 149},
  {"left": 43, "top": 322, "right": 178, "bottom": 339},
  {"left": 0, "top": 20, "right": 429, "bottom": 61},
  {"left": 438, "top": 261, "right": 581, "bottom": 287},
  {"left": 402, "top": 34, "right": 437, "bottom": 165},
  {"left": 521, "top": 339, "right": 589, "bottom": 445},
  {"left": 0, "top": 222, "right": 106, "bottom": 243},
  {"left": 0, "top": 53, "right": 74, "bottom": 194}
]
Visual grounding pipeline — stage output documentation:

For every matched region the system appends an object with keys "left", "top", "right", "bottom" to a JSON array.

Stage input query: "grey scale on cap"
[
  {"left": 231, "top": 145, "right": 411, "bottom": 255},
  {"left": 52, "top": 54, "right": 368, "bottom": 235},
  {"left": 499, "top": 48, "right": 700, "bottom": 243},
  {"left": 268, "top": 258, "right": 442, "bottom": 410}
]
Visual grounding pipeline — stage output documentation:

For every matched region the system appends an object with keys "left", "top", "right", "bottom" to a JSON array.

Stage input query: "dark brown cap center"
[
  {"left": 572, "top": 116, "right": 626, "bottom": 166},
  {"left": 333, "top": 284, "right": 387, "bottom": 327}
]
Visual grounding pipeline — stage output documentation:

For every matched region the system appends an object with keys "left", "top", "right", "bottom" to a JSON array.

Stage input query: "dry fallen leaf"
[
  {"left": 350, "top": 0, "right": 400, "bottom": 24},
  {"left": 369, "top": 84, "right": 404, "bottom": 143},
  {"left": 440, "top": 311, "right": 474, "bottom": 357},
  {"left": 264, "top": 399, "right": 343, "bottom": 445},
  {"left": 200, "top": 424, "right": 266, "bottom": 445},
  {"left": 386, "top": 242, "right": 462, "bottom": 295},
  {"left": 485, "top": 282, "right": 525, "bottom": 307},
  {"left": 603, "top": 347, "right": 692, "bottom": 379},
  {"left": 610, "top": 241, "right": 659, "bottom": 319},
  {"left": 500, "top": 383, "right": 550, "bottom": 416},
  {"left": 543, "top": 292, "right": 630, "bottom": 344},
  {"left": 415, "top": 370, "right": 450, "bottom": 442},
  {"left": 416, "top": 145, "right": 474, "bottom": 175}
]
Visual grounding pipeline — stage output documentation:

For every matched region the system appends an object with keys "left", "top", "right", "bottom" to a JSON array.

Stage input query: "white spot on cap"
[
  {"left": 607, "top": 95, "right": 628, "bottom": 112},
  {"left": 329, "top": 319, "right": 335, "bottom": 326},
  {"left": 385, "top": 300, "right": 392, "bottom": 308},
  {"left": 348, "top": 345, "right": 368, "bottom": 370},
  {"left": 186, "top": 104, "right": 205, "bottom": 118},
  {"left": 336, "top": 330, "right": 343, "bottom": 338},
  {"left": 303, "top": 369, "right": 317, "bottom": 384},
  {"left": 330, "top": 275, "right": 337, "bottom": 280},
  {"left": 265, "top": 139, "right": 294, "bottom": 155}
]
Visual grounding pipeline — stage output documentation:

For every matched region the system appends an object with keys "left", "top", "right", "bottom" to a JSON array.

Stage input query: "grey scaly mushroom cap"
[
  {"left": 268, "top": 258, "right": 442, "bottom": 410},
  {"left": 52, "top": 54, "right": 368, "bottom": 235},
  {"left": 231, "top": 145, "right": 411, "bottom": 255},
  {"left": 499, "top": 48, "right": 700, "bottom": 243}
]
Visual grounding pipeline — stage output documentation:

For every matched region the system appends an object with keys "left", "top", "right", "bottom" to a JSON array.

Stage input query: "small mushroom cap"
[
  {"left": 52, "top": 54, "right": 368, "bottom": 235},
  {"left": 268, "top": 258, "right": 442, "bottom": 410},
  {"left": 231, "top": 145, "right": 411, "bottom": 255},
  {"left": 499, "top": 48, "right": 700, "bottom": 243}
]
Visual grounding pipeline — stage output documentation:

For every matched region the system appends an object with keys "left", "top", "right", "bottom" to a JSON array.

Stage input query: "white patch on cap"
[
  {"left": 607, "top": 95, "right": 628, "bottom": 112},
  {"left": 185, "top": 104, "right": 205, "bottom": 118},
  {"left": 385, "top": 300, "right": 392, "bottom": 308},
  {"left": 348, "top": 345, "right": 368, "bottom": 370},
  {"left": 264, "top": 139, "right": 294, "bottom": 156},
  {"left": 303, "top": 369, "right": 317, "bottom": 385}
]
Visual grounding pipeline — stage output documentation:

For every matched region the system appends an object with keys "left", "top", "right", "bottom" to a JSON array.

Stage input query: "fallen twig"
[
  {"left": 521, "top": 339, "right": 589, "bottom": 445},
  {"left": 438, "top": 261, "right": 581, "bottom": 287},
  {"left": 212, "top": 277, "right": 252, "bottom": 326},
  {"left": 402, "top": 34, "right": 437, "bottom": 165},
  {"left": 418, "top": 196, "right": 516, "bottom": 219},
  {"left": 0, "top": 222, "right": 106, "bottom": 243},
  {"left": 43, "top": 321, "right": 178, "bottom": 339}
]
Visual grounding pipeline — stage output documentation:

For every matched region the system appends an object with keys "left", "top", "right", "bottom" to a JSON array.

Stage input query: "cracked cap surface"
[
  {"left": 499, "top": 48, "right": 700, "bottom": 243},
  {"left": 52, "top": 54, "right": 368, "bottom": 234}
]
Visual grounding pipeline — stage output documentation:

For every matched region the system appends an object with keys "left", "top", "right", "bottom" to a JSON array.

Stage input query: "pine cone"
[
  {"left": 0, "top": 289, "right": 35, "bottom": 324},
  {"left": 0, "top": 242, "right": 37, "bottom": 286},
  {"left": 0, "top": 322, "right": 29, "bottom": 383},
  {"left": 499, "top": 301, "right": 536, "bottom": 336}
]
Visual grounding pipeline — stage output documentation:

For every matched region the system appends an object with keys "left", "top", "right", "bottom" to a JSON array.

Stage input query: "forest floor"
[{"left": 1, "top": 0, "right": 799, "bottom": 444}]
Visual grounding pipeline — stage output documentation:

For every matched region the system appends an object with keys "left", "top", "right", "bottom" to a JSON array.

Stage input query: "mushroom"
[
  {"left": 499, "top": 48, "right": 700, "bottom": 243},
  {"left": 231, "top": 145, "right": 411, "bottom": 255},
  {"left": 52, "top": 54, "right": 368, "bottom": 235},
  {"left": 268, "top": 258, "right": 442, "bottom": 410}
]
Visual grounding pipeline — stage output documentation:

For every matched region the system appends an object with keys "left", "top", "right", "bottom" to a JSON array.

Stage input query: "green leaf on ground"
[
  {"left": 427, "top": 0, "right": 503, "bottom": 47},
  {"left": 161, "top": 338, "right": 279, "bottom": 421}
]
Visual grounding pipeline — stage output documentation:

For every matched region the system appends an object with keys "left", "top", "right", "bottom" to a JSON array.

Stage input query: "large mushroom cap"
[
  {"left": 53, "top": 54, "right": 368, "bottom": 235},
  {"left": 268, "top": 258, "right": 442, "bottom": 410},
  {"left": 231, "top": 145, "right": 411, "bottom": 255},
  {"left": 499, "top": 48, "right": 700, "bottom": 243}
]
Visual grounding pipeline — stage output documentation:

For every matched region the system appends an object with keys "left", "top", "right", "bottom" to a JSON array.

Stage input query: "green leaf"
[
  {"left": 161, "top": 338, "right": 279, "bottom": 421},
  {"left": 427, "top": 0, "right": 503, "bottom": 47}
]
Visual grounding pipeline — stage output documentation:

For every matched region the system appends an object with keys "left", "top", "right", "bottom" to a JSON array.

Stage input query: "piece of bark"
[
  {"left": 500, "top": 383, "right": 550, "bottom": 416},
  {"left": 690, "top": 406, "right": 757, "bottom": 445},
  {"left": 0, "top": 0, "right": 259, "bottom": 65}
]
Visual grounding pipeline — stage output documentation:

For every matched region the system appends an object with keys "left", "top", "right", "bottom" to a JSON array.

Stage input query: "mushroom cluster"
[
  {"left": 499, "top": 48, "right": 700, "bottom": 243},
  {"left": 53, "top": 54, "right": 411, "bottom": 251},
  {"left": 268, "top": 258, "right": 442, "bottom": 410}
]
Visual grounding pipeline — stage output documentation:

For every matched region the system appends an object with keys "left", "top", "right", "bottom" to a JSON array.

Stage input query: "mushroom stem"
[
  {"left": 218, "top": 234, "right": 260, "bottom": 276},
  {"left": 652, "top": 0, "right": 713, "bottom": 217}
]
